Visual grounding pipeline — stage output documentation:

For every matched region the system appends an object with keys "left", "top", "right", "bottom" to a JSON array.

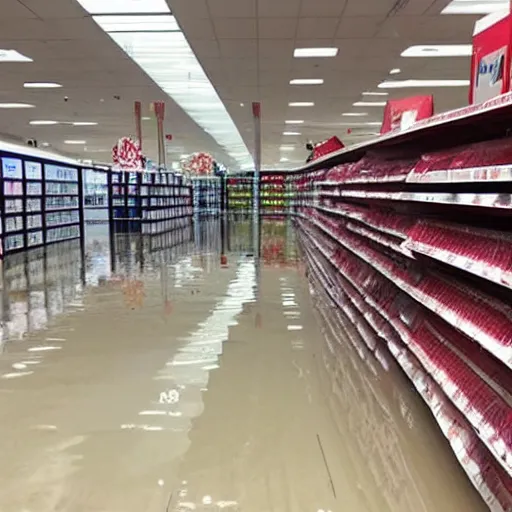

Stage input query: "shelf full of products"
[
  {"left": 260, "top": 173, "right": 288, "bottom": 215},
  {"left": 191, "top": 176, "right": 222, "bottom": 215},
  {"left": 109, "top": 169, "right": 192, "bottom": 234},
  {"left": 226, "top": 175, "right": 254, "bottom": 212},
  {"left": 287, "top": 98, "right": 512, "bottom": 512},
  {"left": 0, "top": 150, "right": 83, "bottom": 257}
]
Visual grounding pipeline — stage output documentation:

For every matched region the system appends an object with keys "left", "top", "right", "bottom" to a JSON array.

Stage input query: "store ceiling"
[{"left": 0, "top": 0, "right": 495, "bottom": 169}]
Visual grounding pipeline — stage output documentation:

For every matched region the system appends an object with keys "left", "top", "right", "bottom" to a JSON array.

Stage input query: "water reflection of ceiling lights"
[{"left": 75, "top": 0, "right": 253, "bottom": 170}]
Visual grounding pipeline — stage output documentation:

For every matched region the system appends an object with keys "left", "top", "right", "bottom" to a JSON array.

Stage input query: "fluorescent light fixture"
[
  {"left": 401, "top": 45, "right": 472, "bottom": 57},
  {"left": 294, "top": 47, "right": 338, "bottom": 58},
  {"left": 72, "top": 121, "right": 98, "bottom": 126},
  {"left": 338, "top": 122, "right": 382, "bottom": 126},
  {"left": 379, "top": 79, "right": 470, "bottom": 88},
  {"left": 280, "top": 145, "right": 295, "bottom": 151},
  {"left": 142, "top": 116, "right": 151, "bottom": 120},
  {"left": 93, "top": 14, "right": 179, "bottom": 32},
  {"left": 289, "top": 102, "right": 314, "bottom": 107},
  {"left": 363, "top": 91, "right": 388, "bottom": 96},
  {"left": 290, "top": 78, "right": 324, "bottom": 85},
  {"left": 342, "top": 112, "right": 368, "bottom": 117},
  {"left": 283, "top": 131, "right": 301, "bottom": 135},
  {"left": 442, "top": 0, "right": 507, "bottom": 14},
  {"left": 24, "top": 82, "right": 62, "bottom": 88},
  {"left": 0, "top": 49, "right": 32, "bottom": 62},
  {"left": 280, "top": 157, "right": 290, "bottom": 162},
  {"left": 64, "top": 140, "right": 86, "bottom": 144},
  {"left": 30, "top": 120, "right": 59, "bottom": 125},
  {"left": 75, "top": 0, "right": 170, "bottom": 14},
  {"left": 353, "top": 101, "right": 386, "bottom": 107},
  {"left": 390, "top": 68, "right": 401, "bottom": 74},
  {"left": 285, "top": 120, "right": 304, "bottom": 124},
  {"left": 103, "top": 31, "right": 252, "bottom": 168},
  {"left": 0, "top": 103, "right": 34, "bottom": 108}
]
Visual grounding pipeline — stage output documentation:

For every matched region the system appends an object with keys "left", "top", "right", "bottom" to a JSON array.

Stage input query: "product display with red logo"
[{"left": 381, "top": 95, "right": 434, "bottom": 134}]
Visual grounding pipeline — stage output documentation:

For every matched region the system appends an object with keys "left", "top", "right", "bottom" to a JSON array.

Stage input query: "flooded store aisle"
[{"left": 0, "top": 218, "right": 487, "bottom": 511}]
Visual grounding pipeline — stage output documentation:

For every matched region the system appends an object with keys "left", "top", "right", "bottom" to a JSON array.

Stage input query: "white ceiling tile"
[
  {"left": 258, "top": 39, "right": 295, "bottom": 59},
  {"left": 218, "top": 38, "right": 257, "bottom": 57},
  {"left": 300, "top": 0, "right": 346, "bottom": 17},
  {"left": 257, "top": 0, "right": 300, "bottom": 17},
  {"left": 345, "top": 0, "right": 399, "bottom": 16},
  {"left": 208, "top": 0, "right": 257, "bottom": 18},
  {"left": 297, "top": 18, "right": 339, "bottom": 39},
  {"left": 178, "top": 18, "right": 216, "bottom": 39},
  {"left": 258, "top": 18, "right": 297, "bottom": 39},
  {"left": 187, "top": 39, "right": 221, "bottom": 58},
  {"left": 213, "top": 18, "right": 257, "bottom": 38},
  {"left": 168, "top": 0, "right": 210, "bottom": 18},
  {"left": 336, "top": 16, "right": 382, "bottom": 38}
]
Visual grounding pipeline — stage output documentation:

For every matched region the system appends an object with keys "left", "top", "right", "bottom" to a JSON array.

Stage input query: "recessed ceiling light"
[
  {"left": 442, "top": 0, "right": 506, "bottom": 14},
  {"left": 75, "top": 0, "right": 170, "bottom": 14},
  {"left": 401, "top": 45, "right": 472, "bottom": 57},
  {"left": 290, "top": 79, "right": 324, "bottom": 85},
  {"left": 142, "top": 116, "right": 151, "bottom": 120},
  {"left": 72, "top": 121, "right": 98, "bottom": 126},
  {"left": 285, "top": 120, "right": 304, "bottom": 124},
  {"left": 289, "top": 102, "right": 314, "bottom": 107},
  {"left": 353, "top": 101, "right": 387, "bottom": 107},
  {"left": 283, "top": 131, "right": 301, "bottom": 135},
  {"left": 294, "top": 47, "right": 338, "bottom": 58},
  {"left": 30, "top": 120, "right": 59, "bottom": 125},
  {"left": 363, "top": 91, "right": 389, "bottom": 96},
  {"left": 390, "top": 68, "right": 401, "bottom": 74},
  {"left": 342, "top": 112, "right": 368, "bottom": 117},
  {"left": 93, "top": 14, "right": 179, "bottom": 32},
  {"left": 64, "top": 140, "right": 87, "bottom": 144},
  {"left": 40, "top": 142, "right": 50, "bottom": 147},
  {"left": 24, "top": 82, "right": 62, "bottom": 88},
  {"left": 0, "top": 103, "right": 35, "bottom": 108},
  {"left": 379, "top": 79, "right": 470, "bottom": 88},
  {"left": 0, "top": 49, "right": 32, "bottom": 62}
]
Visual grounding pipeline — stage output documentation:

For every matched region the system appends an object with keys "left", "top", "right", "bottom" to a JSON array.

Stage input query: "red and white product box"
[{"left": 470, "top": 9, "right": 511, "bottom": 104}]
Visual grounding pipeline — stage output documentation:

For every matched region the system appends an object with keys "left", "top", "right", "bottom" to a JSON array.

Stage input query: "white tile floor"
[{"left": 0, "top": 218, "right": 487, "bottom": 511}]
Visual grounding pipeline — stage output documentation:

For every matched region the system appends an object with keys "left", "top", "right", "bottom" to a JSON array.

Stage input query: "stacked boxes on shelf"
[
  {"left": 191, "top": 176, "right": 222, "bottom": 215},
  {"left": 0, "top": 152, "right": 83, "bottom": 257},
  {"left": 109, "top": 169, "right": 192, "bottom": 234},
  {"left": 290, "top": 95, "right": 512, "bottom": 511},
  {"left": 260, "top": 173, "right": 286, "bottom": 214},
  {"left": 227, "top": 175, "right": 253, "bottom": 212}
]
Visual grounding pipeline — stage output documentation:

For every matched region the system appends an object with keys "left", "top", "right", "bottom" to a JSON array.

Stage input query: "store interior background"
[{"left": 0, "top": 0, "right": 511, "bottom": 511}]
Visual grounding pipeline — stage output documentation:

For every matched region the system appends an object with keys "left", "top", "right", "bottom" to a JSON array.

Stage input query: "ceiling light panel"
[
  {"left": 106, "top": 31, "right": 252, "bottom": 168},
  {"left": 64, "top": 140, "right": 86, "bottom": 144},
  {"left": 342, "top": 112, "right": 368, "bottom": 116},
  {"left": 290, "top": 79, "right": 324, "bottom": 85},
  {"left": 0, "top": 103, "right": 34, "bottom": 108},
  {"left": 401, "top": 45, "right": 472, "bottom": 57},
  {"left": 379, "top": 79, "right": 470, "bottom": 88},
  {"left": 93, "top": 14, "right": 179, "bottom": 32},
  {"left": 75, "top": 0, "right": 170, "bottom": 14},
  {"left": 390, "top": 68, "right": 401, "bottom": 74},
  {"left": 283, "top": 131, "right": 301, "bottom": 135},
  {"left": 363, "top": 91, "right": 388, "bottom": 96},
  {"left": 294, "top": 48, "right": 338, "bottom": 58},
  {"left": 72, "top": 121, "right": 98, "bottom": 126},
  {"left": 24, "top": 82, "right": 62, "bottom": 88},
  {"left": 289, "top": 102, "right": 314, "bottom": 107},
  {"left": 30, "top": 120, "right": 59, "bottom": 125},
  {"left": 0, "top": 49, "right": 33, "bottom": 62},
  {"left": 353, "top": 101, "right": 387, "bottom": 107},
  {"left": 442, "top": 0, "right": 507, "bottom": 14},
  {"left": 285, "top": 120, "right": 304, "bottom": 124}
]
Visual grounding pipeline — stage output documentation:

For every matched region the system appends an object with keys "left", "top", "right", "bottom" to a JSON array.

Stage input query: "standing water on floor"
[{"left": 0, "top": 217, "right": 487, "bottom": 511}]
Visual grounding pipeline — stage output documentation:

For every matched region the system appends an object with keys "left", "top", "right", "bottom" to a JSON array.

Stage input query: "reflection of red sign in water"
[{"left": 122, "top": 279, "right": 145, "bottom": 308}]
